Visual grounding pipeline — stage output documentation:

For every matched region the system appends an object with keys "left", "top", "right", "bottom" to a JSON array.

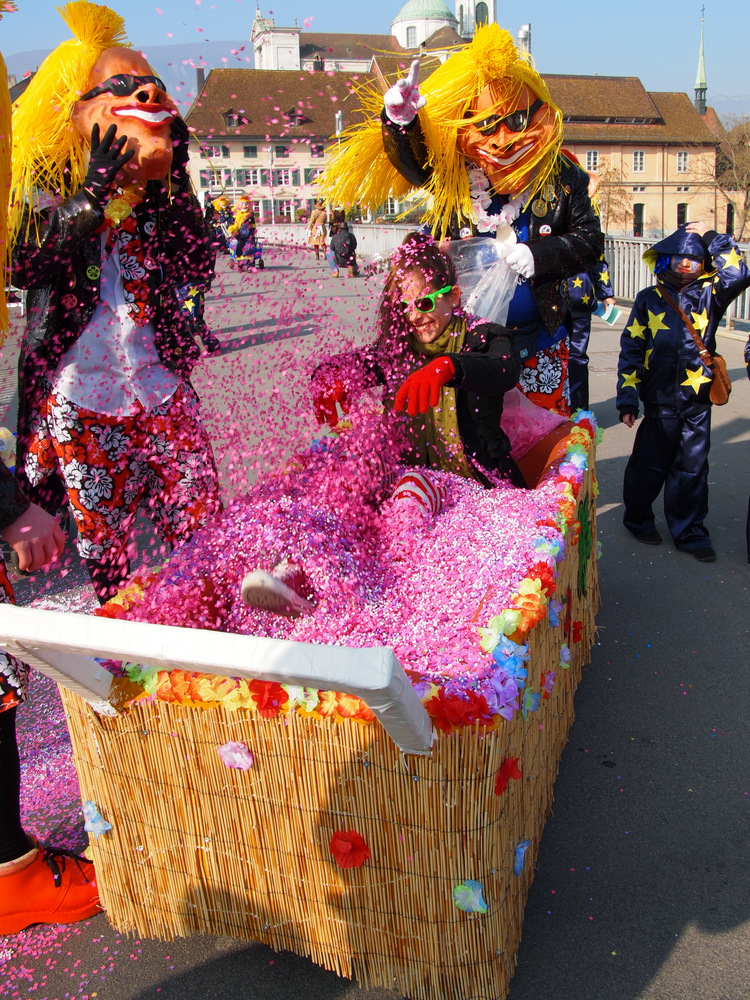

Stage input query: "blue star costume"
[
  {"left": 567, "top": 257, "right": 614, "bottom": 411},
  {"left": 616, "top": 226, "right": 750, "bottom": 553}
]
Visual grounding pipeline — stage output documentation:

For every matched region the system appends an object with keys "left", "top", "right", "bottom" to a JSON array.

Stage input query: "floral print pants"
[
  {"left": 518, "top": 338, "right": 571, "bottom": 417},
  {"left": 24, "top": 382, "right": 222, "bottom": 600}
]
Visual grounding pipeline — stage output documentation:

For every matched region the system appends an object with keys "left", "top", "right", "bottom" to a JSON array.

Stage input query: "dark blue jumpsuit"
[{"left": 616, "top": 227, "right": 750, "bottom": 551}]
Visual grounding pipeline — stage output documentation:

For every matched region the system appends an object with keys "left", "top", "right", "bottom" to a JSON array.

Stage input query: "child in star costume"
[
  {"left": 567, "top": 256, "right": 615, "bottom": 411},
  {"left": 616, "top": 222, "right": 750, "bottom": 561},
  {"left": 318, "top": 24, "right": 603, "bottom": 415}
]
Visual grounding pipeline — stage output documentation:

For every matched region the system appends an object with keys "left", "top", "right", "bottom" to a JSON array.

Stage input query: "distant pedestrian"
[
  {"left": 307, "top": 199, "right": 327, "bottom": 261},
  {"left": 328, "top": 222, "right": 359, "bottom": 278},
  {"left": 616, "top": 222, "right": 750, "bottom": 561}
]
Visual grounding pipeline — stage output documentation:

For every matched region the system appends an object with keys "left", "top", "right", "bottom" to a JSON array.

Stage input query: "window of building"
[
  {"left": 199, "top": 169, "right": 215, "bottom": 189},
  {"left": 677, "top": 203, "right": 687, "bottom": 227},
  {"left": 272, "top": 169, "right": 294, "bottom": 187},
  {"left": 243, "top": 145, "right": 258, "bottom": 159},
  {"left": 275, "top": 145, "right": 290, "bottom": 159},
  {"left": 200, "top": 145, "right": 224, "bottom": 159},
  {"left": 386, "top": 196, "right": 399, "bottom": 215},
  {"left": 676, "top": 185, "right": 690, "bottom": 193},
  {"left": 633, "top": 203, "right": 644, "bottom": 237},
  {"left": 241, "top": 168, "right": 262, "bottom": 186},
  {"left": 585, "top": 150, "right": 599, "bottom": 172},
  {"left": 310, "top": 143, "right": 325, "bottom": 158},
  {"left": 726, "top": 202, "right": 735, "bottom": 236},
  {"left": 475, "top": 2, "right": 489, "bottom": 26},
  {"left": 632, "top": 185, "right": 645, "bottom": 192},
  {"left": 677, "top": 151, "right": 689, "bottom": 173},
  {"left": 304, "top": 167, "right": 324, "bottom": 184},
  {"left": 633, "top": 150, "right": 645, "bottom": 173},
  {"left": 277, "top": 199, "right": 294, "bottom": 219},
  {"left": 406, "top": 26, "right": 417, "bottom": 47},
  {"left": 223, "top": 110, "right": 239, "bottom": 128}
]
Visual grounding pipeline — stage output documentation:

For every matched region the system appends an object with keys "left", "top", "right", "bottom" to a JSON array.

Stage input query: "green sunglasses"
[{"left": 401, "top": 284, "right": 454, "bottom": 313}]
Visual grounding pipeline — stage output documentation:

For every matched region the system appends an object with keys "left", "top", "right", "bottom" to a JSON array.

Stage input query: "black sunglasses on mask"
[
  {"left": 469, "top": 97, "right": 544, "bottom": 137},
  {"left": 80, "top": 74, "right": 167, "bottom": 101}
]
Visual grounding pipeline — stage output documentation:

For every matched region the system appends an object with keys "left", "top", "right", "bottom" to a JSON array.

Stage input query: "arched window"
[
  {"left": 676, "top": 203, "right": 687, "bottom": 228},
  {"left": 458, "top": 4, "right": 464, "bottom": 34},
  {"left": 475, "top": 2, "right": 489, "bottom": 26},
  {"left": 726, "top": 202, "right": 735, "bottom": 236},
  {"left": 406, "top": 25, "right": 417, "bottom": 47}
]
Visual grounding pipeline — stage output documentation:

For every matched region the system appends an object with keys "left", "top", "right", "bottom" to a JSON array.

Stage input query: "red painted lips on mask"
[{"left": 72, "top": 47, "right": 178, "bottom": 183}]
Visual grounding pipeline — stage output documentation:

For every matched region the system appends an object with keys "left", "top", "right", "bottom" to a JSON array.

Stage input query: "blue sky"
[{"left": 1, "top": 0, "right": 747, "bottom": 106}]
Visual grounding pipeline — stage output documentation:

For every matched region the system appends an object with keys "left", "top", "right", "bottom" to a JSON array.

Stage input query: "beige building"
[
  {"left": 548, "top": 74, "right": 729, "bottom": 239},
  {"left": 186, "top": 11, "right": 731, "bottom": 237}
]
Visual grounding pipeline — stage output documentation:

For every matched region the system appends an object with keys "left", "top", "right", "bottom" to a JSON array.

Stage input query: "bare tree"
[
  {"left": 714, "top": 114, "right": 750, "bottom": 241},
  {"left": 595, "top": 157, "right": 632, "bottom": 235}
]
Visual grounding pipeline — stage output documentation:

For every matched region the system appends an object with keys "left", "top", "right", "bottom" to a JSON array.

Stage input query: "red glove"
[
  {"left": 394, "top": 356, "right": 456, "bottom": 416},
  {"left": 312, "top": 377, "right": 349, "bottom": 426}
]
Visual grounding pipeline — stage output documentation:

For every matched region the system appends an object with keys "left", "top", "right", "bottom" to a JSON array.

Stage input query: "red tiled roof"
[
  {"left": 186, "top": 68, "right": 370, "bottom": 141},
  {"left": 299, "top": 32, "right": 404, "bottom": 62},
  {"left": 544, "top": 77, "right": 718, "bottom": 146},
  {"left": 544, "top": 74, "right": 660, "bottom": 120}
]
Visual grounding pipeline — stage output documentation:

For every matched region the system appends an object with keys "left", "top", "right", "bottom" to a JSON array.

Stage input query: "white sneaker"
[{"left": 240, "top": 563, "right": 316, "bottom": 618}]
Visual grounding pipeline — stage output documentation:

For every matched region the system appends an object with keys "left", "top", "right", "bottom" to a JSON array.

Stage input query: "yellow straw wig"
[
  {"left": 10, "top": 2, "right": 130, "bottom": 243},
  {"left": 319, "top": 24, "right": 563, "bottom": 238}
]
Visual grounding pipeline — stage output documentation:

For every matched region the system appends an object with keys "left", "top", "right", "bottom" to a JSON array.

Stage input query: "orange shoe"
[{"left": 0, "top": 844, "right": 101, "bottom": 934}]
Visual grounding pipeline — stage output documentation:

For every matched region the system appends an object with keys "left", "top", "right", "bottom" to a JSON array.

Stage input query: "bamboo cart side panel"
[{"left": 60, "top": 462, "right": 599, "bottom": 1000}]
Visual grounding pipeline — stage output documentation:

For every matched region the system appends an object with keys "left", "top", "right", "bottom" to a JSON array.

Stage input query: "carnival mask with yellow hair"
[
  {"left": 319, "top": 24, "right": 563, "bottom": 238},
  {"left": 10, "top": 1, "right": 179, "bottom": 240}
]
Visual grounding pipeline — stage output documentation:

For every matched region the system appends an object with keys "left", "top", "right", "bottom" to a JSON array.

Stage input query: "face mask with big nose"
[
  {"left": 72, "top": 47, "right": 179, "bottom": 184},
  {"left": 457, "top": 83, "right": 557, "bottom": 196}
]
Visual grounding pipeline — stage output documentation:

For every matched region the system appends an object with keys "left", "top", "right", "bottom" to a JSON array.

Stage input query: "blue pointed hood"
[{"left": 643, "top": 225, "right": 712, "bottom": 274}]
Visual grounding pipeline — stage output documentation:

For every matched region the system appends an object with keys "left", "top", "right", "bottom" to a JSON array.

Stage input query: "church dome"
[{"left": 392, "top": 0, "right": 457, "bottom": 25}]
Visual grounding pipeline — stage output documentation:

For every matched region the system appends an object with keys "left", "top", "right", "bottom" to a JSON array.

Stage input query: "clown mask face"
[
  {"left": 72, "top": 47, "right": 178, "bottom": 183},
  {"left": 457, "top": 83, "right": 557, "bottom": 196}
]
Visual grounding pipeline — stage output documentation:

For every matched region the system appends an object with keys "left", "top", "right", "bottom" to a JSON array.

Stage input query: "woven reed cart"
[{"left": 0, "top": 456, "right": 599, "bottom": 1000}]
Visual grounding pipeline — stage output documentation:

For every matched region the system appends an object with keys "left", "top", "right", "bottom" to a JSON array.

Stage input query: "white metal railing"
[
  {"left": 255, "top": 225, "right": 750, "bottom": 325},
  {"left": 604, "top": 236, "right": 750, "bottom": 326}
]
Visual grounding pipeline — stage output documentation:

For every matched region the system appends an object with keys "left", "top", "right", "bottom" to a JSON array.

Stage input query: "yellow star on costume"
[
  {"left": 600, "top": 269, "right": 611, "bottom": 285},
  {"left": 644, "top": 348, "right": 653, "bottom": 370},
  {"left": 647, "top": 310, "right": 670, "bottom": 337},
  {"left": 571, "top": 276, "right": 583, "bottom": 288},
  {"left": 690, "top": 308, "right": 709, "bottom": 334},
  {"left": 681, "top": 367, "right": 712, "bottom": 393},
  {"left": 720, "top": 247, "right": 743, "bottom": 270},
  {"left": 626, "top": 318, "right": 647, "bottom": 340},
  {"left": 621, "top": 370, "right": 641, "bottom": 390},
  {"left": 581, "top": 293, "right": 590, "bottom": 305}
]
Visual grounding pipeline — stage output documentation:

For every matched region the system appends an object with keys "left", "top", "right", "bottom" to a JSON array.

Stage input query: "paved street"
[{"left": 3, "top": 245, "right": 750, "bottom": 999}]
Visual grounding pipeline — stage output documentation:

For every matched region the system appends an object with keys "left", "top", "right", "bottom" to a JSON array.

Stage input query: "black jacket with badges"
[
  {"left": 12, "top": 182, "right": 215, "bottom": 499},
  {"left": 381, "top": 112, "right": 604, "bottom": 334}
]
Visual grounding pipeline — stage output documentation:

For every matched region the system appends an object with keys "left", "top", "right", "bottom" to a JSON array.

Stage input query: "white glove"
[
  {"left": 505, "top": 243, "right": 535, "bottom": 279},
  {"left": 384, "top": 59, "right": 426, "bottom": 126}
]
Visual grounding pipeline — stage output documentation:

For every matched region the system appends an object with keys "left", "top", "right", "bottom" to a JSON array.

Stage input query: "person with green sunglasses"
[{"left": 313, "top": 232, "right": 525, "bottom": 487}]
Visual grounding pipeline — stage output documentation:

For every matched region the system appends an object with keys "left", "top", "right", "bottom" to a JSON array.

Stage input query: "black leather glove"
[
  {"left": 83, "top": 123, "right": 134, "bottom": 207},
  {"left": 170, "top": 115, "right": 191, "bottom": 181}
]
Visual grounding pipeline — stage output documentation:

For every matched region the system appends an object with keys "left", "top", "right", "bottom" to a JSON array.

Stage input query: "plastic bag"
[{"left": 447, "top": 237, "right": 519, "bottom": 326}]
